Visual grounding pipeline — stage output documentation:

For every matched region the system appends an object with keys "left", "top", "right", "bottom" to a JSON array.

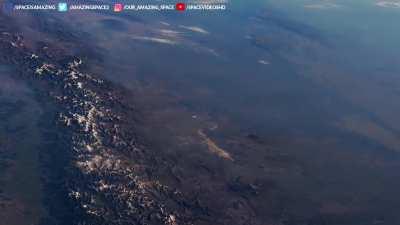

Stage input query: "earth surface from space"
[{"left": 1, "top": 0, "right": 400, "bottom": 225}]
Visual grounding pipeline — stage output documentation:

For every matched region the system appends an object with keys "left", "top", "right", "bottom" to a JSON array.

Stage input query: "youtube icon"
[{"left": 176, "top": 3, "right": 186, "bottom": 11}]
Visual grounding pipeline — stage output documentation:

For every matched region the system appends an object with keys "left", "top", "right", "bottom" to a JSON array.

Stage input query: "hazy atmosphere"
[{"left": 1, "top": 0, "right": 400, "bottom": 224}]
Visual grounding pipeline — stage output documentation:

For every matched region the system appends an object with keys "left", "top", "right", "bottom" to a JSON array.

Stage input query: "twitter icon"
[{"left": 58, "top": 3, "right": 68, "bottom": 12}]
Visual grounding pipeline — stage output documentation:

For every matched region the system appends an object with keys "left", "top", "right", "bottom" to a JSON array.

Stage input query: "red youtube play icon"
[
  {"left": 176, "top": 3, "right": 186, "bottom": 11},
  {"left": 114, "top": 3, "right": 123, "bottom": 12}
]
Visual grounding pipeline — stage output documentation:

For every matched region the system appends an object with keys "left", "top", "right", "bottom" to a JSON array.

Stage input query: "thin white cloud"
[
  {"left": 131, "top": 36, "right": 177, "bottom": 45},
  {"left": 159, "top": 21, "right": 170, "bottom": 26},
  {"left": 376, "top": 0, "right": 400, "bottom": 8},
  {"left": 304, "top": 1, "right": 341, "bottom": 10},
  {"left": 158, "top": 29, "right": 183, "bottom": 38},
  {"left": 179, "top": 25, "right": 210, "bottom": 34},
  {"left": 258, "top": 60, "right": 270, "bottom": 65}
]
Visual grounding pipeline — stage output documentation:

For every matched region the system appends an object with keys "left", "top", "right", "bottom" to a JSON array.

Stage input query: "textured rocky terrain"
[
  {"left": 3, "top": 2, "right": 400, "bottom": 225},
  {"left": 0, "top": 13, "right": 270, "bottom": 225},
  {"left": 0, "top": 31, "right": 197, "bottom": 225}
]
